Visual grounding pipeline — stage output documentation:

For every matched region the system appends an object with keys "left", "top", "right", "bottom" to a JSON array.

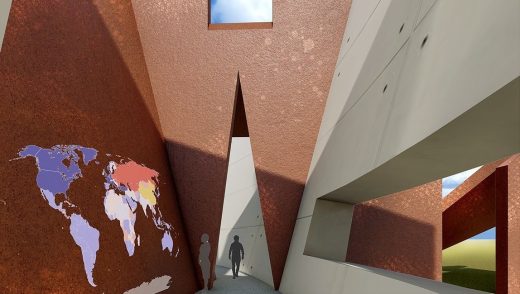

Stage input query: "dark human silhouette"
[
  {"left": 199, "top": 233, "right": 211, "bottom": 291},
  {"left": 228, "top": 235, "right": 244, "bottom": 279}
]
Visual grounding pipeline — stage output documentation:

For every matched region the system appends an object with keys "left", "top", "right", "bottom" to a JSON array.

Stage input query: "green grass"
[{"left": 442, "top": 240, "right": 495, "bottom": 293}]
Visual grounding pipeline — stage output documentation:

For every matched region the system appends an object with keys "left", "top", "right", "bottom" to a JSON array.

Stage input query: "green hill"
[{"left": 442, "top": 240, "right": 495, "bottom": 293}]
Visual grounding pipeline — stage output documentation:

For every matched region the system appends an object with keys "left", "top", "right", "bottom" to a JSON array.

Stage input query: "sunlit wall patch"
[{"left": 209, "top": 0, "right": 273, "bottom": 29}]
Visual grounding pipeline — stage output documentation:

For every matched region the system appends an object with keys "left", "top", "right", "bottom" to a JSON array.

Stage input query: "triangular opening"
[
  {"left": 231, "top": 76, "right": 249, "bottom": 137},
  {"left": 212, "top": 74, "right": 275, "bottom": 289}
]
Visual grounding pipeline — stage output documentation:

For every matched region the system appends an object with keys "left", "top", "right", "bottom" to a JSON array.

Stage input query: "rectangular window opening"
[{"left": 209, "top": 0, "right": 273, "bottom": 30}]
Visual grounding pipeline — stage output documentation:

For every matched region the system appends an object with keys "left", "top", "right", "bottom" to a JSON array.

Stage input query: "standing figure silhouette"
[
  {"left": 199, "top": 233, "right": 211, "bottom": 291},
  {"left": 228, "top": 235, "right": 244, "bottom": 279}
]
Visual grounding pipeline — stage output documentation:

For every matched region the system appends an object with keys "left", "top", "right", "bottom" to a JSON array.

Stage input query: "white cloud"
[
  {"left": 211, "top": 0, "right": 272, "bottom": 23},
  {"left": 442, "top": 166, "right": 481, "bottom": 197},
  {"left": 442, "top": 188, "right": 455, "bottom": 197}
]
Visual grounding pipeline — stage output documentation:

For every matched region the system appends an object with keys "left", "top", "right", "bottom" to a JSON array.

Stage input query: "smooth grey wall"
[
  {"left": 216, "top": 138, "right": 274, "bottom": 287},
  {"left": 300, "top": 0, "right": 520, "bottom": 216},
  {"left": 303, "top": 199, "right": 353, "bottom": 262},
  {"left": 0, "top": 1, "right": 11, "bottom": 52},
  {"left": 281, "top": 0, "right": 519, "bottom": 293}
]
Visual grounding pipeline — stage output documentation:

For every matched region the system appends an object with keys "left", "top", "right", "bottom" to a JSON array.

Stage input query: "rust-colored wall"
[
  {"left": 442, "top": 174, "right": 496, "bottom": 249},
  {"left": 496, "top": 155, "right": 520, "bottom": 294},
  {"left": 131, "top": 0, "right": 351, "bottom": 289},
  {"left": 507, "top": 156, "right": 520, "bottom": 294},
  {"left": 346, "top": 181, "right": 442, "bottom": 281},
  {"left": 442, "top": 158, "right": 507, "bottom": 211},
  {"left": 0, "top": 1, "right": 196, "bottom": 293},
  {"left": 89, "top": 0, "right": 162, "bottom": 133},
  {"left": 497, "top": 165, "right": 508, "bottom": 294},
  {"left": 441, "top": 155, "right": 520, "bottom": 294}
]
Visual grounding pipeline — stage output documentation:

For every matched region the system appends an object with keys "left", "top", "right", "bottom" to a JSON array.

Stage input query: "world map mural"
[{"left": 15, "top": 145, "right": 176, "bottom": 288}]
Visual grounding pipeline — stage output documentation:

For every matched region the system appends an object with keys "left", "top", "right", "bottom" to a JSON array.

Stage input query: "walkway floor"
[{"left": 196, "top": 266, "right": 279, "bottom": 294}]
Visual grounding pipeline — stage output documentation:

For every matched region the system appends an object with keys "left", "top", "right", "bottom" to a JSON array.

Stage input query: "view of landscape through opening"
[{"left": 442, "top": 166, "right": 496, "bottom": 292}]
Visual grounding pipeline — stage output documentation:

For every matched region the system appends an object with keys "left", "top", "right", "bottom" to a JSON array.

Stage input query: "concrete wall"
[
  {"left": 281, "top": 0, "right": 519, "bottom": 293},
  {"left": 281, "top": 216, "right": 486, "bottom": 294},
  {"left": 304, "top": 199, "right": 353, "bottom": 262},
  {"left": 0, "top": 0, "right": 10, "bottom": 52},
  {"left": 302, "top": 0, "right": 520, "bottom": 210},
  {"left": 215, "top": 138, "right": 274, "bottom": 287}
]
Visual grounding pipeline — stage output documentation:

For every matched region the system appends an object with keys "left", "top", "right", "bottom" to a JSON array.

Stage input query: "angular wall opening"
[
  {"left": 209, "top": 0, "right": 273, "bottom": 30},
  {"left": 442, "top": 165, "right": 497, "bottom": 293},
  {"left": 214, "top": 76, "right": 274, "bottom": 287},
  {"left": 442, "top": 166, "right": 482, "bottom": 198},
  {"left": 304, "top": 155, "right": 519, "bottom": 293}
]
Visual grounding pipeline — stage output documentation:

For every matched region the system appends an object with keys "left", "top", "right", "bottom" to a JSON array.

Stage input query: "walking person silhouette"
[
  {"left": 228, "top": 235, "right": 244, "bottom": 279},
  {"left": 199, "top": 233, "right": 211, "bottom": 291}
]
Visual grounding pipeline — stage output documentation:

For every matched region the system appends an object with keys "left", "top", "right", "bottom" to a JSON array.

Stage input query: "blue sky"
[
  {"left": 442, "top": 166, "right": 481, "bottom": 197},
  {"left": 471, "top": 228, "right": 496, "bottom": 239},
  {"left": 210, "top": 0, "right": 272, "bottom": 24},
  {"left": 442, "top": 166, "right": 496, "bottom": 240}
]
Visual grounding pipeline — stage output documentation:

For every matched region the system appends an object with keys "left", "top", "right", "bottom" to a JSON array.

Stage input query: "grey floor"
[{"left": 195, "top": 266, "right": 279, "bottom": 294}]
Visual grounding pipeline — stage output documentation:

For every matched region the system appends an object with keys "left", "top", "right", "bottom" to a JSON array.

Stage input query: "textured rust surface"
[
  {"left": 507, "top": 156, "right": 520, "bottom": 294},
  {"left": 496, "top": 165, "right": 508, "bottom": 294},
  {"left": 442, "top": 174, "right": 496, "bottom": 249},
  {"left": 497, "top": 155, "right": 520, "bottom": 294},
  {"left": 0, "top": 1, "right": 196, "bottom": 293},
  {"left": 90, "top": 0, "right": 162, "bottom": 133},
  {"left": 346, "top": 181, "right": 442, "bottom": 281},
  {"left": 441, "top": 154, "right": 520, "bottom": 293},
  {"left": 442, "top": 158, "right": 507, "bottom": 211},
  {"left": 131, "top": 0, "right": 351, "bottom": 289}
]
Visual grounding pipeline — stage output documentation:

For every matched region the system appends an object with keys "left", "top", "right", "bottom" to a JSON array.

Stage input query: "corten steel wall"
[
  {"left": 440, "top": 155, "right": 520, "bottom": 294},
  {"left": 442, "top": 158, "right": 507, "bottom": 211},
  {"left": 508, "top": 157, "right": 520, "bottom": 294},
  {"left": 0, "top": 1, "right": 197, "bottom": 293},
  {"left": 442, "top": 157, "right": 511, "bottom": 249},
  {"left": 441, "top": 157, "right": 509, "bottom": 250},
  {"left": 496, "top": 155, "right": 520, "bottom": 294},
  {"left": 346, "top": 180, "right": 442, "bottom": 281},
  {"left": 131, "top": 0, "right": 351, "bottom": 289},
  {"left": 442, "top": 173, "right": 496, "bottom": 249}
]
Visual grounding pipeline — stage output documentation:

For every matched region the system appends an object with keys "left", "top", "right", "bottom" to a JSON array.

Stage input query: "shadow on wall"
[
  {"left": 166, "top": 139, "right": 304, "bottom": 290},
  {"left": 346, "top": 181, "right": 442, "bottom": 281},
  {"left": 0, "top": 1, "right": 197, "bottom": 293}
]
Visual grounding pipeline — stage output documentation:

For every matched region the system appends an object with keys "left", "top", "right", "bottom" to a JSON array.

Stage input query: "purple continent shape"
[{"left": 18, "top": 145, "right": 100, "bottom": 287}]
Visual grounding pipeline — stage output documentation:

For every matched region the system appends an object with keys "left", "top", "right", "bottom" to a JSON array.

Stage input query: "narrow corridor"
[{"left": 196, "top": 266, "right": 279, "bottom": 294}]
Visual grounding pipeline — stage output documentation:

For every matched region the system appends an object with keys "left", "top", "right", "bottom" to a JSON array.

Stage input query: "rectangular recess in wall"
[
  {"left": 209, "top": 0, "right": 273, "bottom": 30},
  {"left": 304, "top": 199, "right": 354, "bottom": 262}
]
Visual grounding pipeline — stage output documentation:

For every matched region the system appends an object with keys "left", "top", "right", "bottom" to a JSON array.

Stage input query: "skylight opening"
[{"left": 209, "top": 0, "right": 273, "bottom": 29}]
